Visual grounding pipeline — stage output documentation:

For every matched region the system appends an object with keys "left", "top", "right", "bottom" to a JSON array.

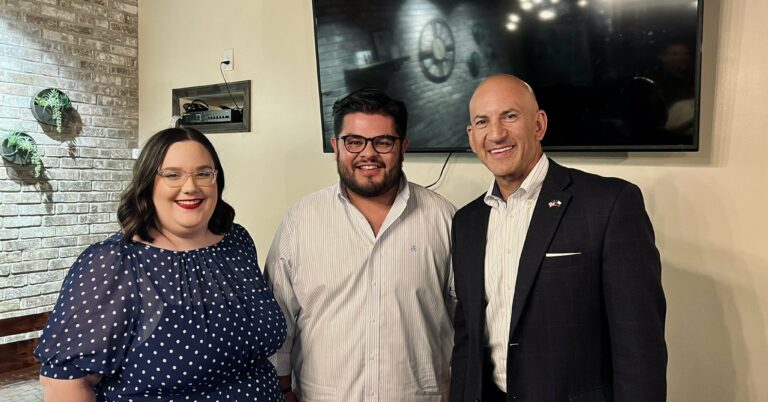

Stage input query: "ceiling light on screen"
[
  {"left": 578, "top": 0, "right": 589, "bottom": 7},
  {"left": 508, "top": 13, "right": 521, "bottom": 23},
  {"left": 538, "top": 9, "right": 556, "bottom": 21},
  {"left": 520, "top": 2, "right": 534, "bottom": 11},
  {"left": 506, "top": 22, "right": 519, "bottom": 31}
]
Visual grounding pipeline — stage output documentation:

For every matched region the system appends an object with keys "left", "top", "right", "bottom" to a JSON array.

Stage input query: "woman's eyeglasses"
[{"left": 157, "top": 168, "right": 218, "bottom": 188}]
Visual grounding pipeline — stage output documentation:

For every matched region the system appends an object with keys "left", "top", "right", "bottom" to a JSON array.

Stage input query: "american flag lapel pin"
[{"left": 548, "top": 199, "right": 562, "bottom": 208}]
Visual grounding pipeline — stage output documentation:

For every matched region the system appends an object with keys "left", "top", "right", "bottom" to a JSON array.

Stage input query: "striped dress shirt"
[
  {"left": 265, "top": 178, "right": 456, "bottom": 401},
  {"left": 483, "top": 154, "right": 549, "bottom": 392}
]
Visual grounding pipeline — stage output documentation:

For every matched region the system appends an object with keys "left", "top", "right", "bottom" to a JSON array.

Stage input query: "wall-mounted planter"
[
  {"left": 31, "top": 88, "right": 72, "bottom": 133},
  {"left": 1, "top": 131, "right": 43, "bottom": 177}
]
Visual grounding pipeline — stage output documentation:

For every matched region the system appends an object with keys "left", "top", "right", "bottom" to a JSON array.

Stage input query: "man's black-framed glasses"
[{"left": 338, "top": 134, "right": 401, "bottom": 154}]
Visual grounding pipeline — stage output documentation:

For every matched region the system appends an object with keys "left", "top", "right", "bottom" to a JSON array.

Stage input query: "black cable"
[
  {"left": 219, "top": 62, "right": 241, "bottom": 111},
  {"left": 425, "top": 152, "right": 453, "bottom": 189}
]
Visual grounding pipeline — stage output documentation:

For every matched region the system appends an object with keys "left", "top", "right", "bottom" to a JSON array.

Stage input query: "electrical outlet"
[{"left": 222, "top": 48, "right": 234, "bottom": 71}]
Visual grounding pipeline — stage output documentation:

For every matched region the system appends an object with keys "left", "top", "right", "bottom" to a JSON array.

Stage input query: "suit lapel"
[
  {"left": 466, "top": 200, "right": 491, "bottom": 311},
  {"left": 508, "top": 160, "right": 572, "bottom": 337}
]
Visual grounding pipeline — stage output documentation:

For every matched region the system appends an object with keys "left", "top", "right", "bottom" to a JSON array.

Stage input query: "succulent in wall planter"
[
  {"left": 31, "top": 88, "right": 72, "bottom": 133},
  {"left": 1, "top": 130, "right": 44, "bottom": 177}
]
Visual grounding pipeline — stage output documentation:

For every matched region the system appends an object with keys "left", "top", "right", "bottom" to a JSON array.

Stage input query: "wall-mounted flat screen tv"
[{"left": 313, "top": 0, "right": 703, "bottom": 153}]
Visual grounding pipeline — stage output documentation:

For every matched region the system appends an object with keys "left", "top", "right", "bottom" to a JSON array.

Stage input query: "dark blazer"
[{"left": 450, "top": 159, "right": 667, "bottom": 402}]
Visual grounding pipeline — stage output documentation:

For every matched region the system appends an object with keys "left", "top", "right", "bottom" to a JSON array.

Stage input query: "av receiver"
[{"left": 181, "top": 109, "right": 242, "bottom": 125}]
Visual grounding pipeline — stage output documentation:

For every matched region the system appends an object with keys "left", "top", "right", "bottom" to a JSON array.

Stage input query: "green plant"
[
  {"left": 35, "top": 89, "right": 71, "bottom": 133},
  {"left": 2, "top": 130, "right": 43, "bottom": 177}
]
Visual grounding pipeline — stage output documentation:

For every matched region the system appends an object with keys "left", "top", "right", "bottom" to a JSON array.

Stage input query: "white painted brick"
[
  {"left": 0, "top": 300, "right": 21, "bottom": 314},
  {"left": 0, "top": 180, "right": 21, "bottom": 191},
  {"left": 0, "top": 275, "right": 27, "bottom": 288},
  {"left": 0, "top": 205, "right": 18, "bottom": 216},
  {"left": 9, "top": 260, "right": 48, "bottom": 274},
  {"left": 19, "top": 293, "right": 58, "bottom": 309},
  {"left": 41, "top": 236, "right": 78, "bottom": 248},
  {"left": 55, "top": 203, "right": 89, "bottom": 214},
  {"left": 49, "top": 192, "right": 80, "bottom": 203},
  {"left": 59, "top": 245, "right": 87, "bottom": 258},
  {"left": 27, "top": 269, "right": 68, "bottom": 285},
  {"left": 0, "top": 229, "right": 19, "bottom": 240},
  {"left": 79, "top": 192, "right": 110, "bottom": 202},
  {"left": 40, "top": 280, "right": 63, "bottom": 294},
  {"left": 0, "top": 251, "right": 21, "bottom": 264},
  {"left": 88, "top": 202, "right": 118, "bottom": 213},
  {"left": 22, "top": 248, "right": 58, "bottom": 260},
  {"left": 42, "top": 215, "right": 79, "bottom": 226},
  {"left": 77, "top": 234, "right": 110, "bottom": 245},
  {"left": 3, "top": 216, "right": 42, "bottom": 228},
  {"left": 78, "top": 213, "right": 109, "bottom": 224},
  {"left": 55, "top": 225, "right": 89, "bottom": 236},
  {"left": 18, "top": 204, "right": 54, "bottom": 215},
  {"left": 1, "top": 238, "right": 40, "bottom": 252},
  {"left": 48, "top": 256, "right": 77, "bottom": 270},
  {"left": 2, "top": 192, "right": 41, "bottom": 204},
  {"left": 1, "top": 0, "right": 137, "bottom": 317},
  {"left": 90, "top": 222, "right": 119, "bottom": 234},
  {"left": 19, "top": 226, "right": 55, "bottom": 238}
]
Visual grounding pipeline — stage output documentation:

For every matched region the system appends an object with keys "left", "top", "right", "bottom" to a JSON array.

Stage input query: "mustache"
[{"left": 354, "top": 159, "right": 384, "bottom": 168}]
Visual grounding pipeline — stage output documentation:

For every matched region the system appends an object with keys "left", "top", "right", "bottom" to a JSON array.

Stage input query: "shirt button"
[
  {"left": 372, "top": 281, "right": 376, "bottom": 287},
  {"left": 506, "top": 248, "right": 512, "bottom": 254}
]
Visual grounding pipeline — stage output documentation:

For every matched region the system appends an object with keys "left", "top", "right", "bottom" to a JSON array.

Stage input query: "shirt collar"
[{"left": 484, "top": 154, "right": 549, "bottom": 207}]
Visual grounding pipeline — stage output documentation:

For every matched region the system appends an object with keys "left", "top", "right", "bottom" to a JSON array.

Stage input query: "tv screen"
[{"left": 313, "top": 0, "right": 702, "bottom": 152}]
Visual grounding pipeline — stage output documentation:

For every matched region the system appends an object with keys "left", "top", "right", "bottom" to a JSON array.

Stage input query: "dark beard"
[{"left": 337, "top": 158, "right": 403, "bottom": 198}]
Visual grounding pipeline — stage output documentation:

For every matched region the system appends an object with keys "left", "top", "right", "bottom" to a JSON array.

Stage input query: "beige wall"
[{"left": 139, "top": 0, "right": 768, "bottom": 400}]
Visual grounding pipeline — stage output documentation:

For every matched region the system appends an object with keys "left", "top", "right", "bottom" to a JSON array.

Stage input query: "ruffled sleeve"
[{"left": 35, "top": 237, "right": 139, "bottom": 379}]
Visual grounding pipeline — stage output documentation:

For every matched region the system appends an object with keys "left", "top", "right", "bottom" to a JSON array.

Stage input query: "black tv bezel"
[{"left": 311, "top": 0, "right": 704, "bottom": 153}]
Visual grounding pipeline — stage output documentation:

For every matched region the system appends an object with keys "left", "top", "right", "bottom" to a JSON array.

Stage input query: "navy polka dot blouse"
[{"left": 35, "top": 224, "right": 287, "bottom": 401}]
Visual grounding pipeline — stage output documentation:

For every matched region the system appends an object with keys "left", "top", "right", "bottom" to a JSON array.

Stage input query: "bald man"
[{"left": 450, "top": 75, "right": 667, "bottom": 402}]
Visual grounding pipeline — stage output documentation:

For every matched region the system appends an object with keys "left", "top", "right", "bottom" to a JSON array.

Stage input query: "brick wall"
[
  {"left": 316, "top": 0, "right": 519, "bottom": 152},
  {"left": 0, "top": 0, "right": 138, "bottom": 330}
]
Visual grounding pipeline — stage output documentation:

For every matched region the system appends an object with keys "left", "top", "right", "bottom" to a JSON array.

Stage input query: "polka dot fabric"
[{"left": 35, "top": 224, "right": 287, "bottom": 401}]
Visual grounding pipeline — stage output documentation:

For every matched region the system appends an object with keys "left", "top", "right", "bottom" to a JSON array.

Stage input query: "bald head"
[{"left": 469, "top": 74, "right": 539, "bottom": 118}]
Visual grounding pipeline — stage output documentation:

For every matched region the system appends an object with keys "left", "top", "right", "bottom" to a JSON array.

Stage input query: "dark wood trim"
[
  {"left": 0, "top": 339, "right": 41, "bottom": 374},
  {"left": 0, "top": 312, "right": 51, "bottom": 374},
  {"left": 0, "top": 312, "right": 50, "bottom": 337}
]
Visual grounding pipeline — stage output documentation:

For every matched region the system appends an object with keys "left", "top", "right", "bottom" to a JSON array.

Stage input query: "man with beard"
[{"left": 265, "top": 88, "right": 456, "bottom": 402}]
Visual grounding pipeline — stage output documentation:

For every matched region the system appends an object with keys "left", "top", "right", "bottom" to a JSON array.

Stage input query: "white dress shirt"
[
  {"left": 483, "top": 154, "right": 549, "bottom": 391},
  {"left": 266, "top": 178, "right": 456, "bottom": 401}
]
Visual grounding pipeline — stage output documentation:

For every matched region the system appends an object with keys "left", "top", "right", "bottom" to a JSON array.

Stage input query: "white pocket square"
[{"left": 545, "top": 252, "right": 582, "bottom": 257}]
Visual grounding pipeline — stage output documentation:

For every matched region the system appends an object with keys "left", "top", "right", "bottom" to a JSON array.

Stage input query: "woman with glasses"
[{"left": 35, "top": 127, "right": 286, "bottom": 401}]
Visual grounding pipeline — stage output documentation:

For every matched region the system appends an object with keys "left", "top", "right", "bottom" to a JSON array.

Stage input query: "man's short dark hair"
[{"left": 332, "top": 88, "right": 408, "bottom": 138}]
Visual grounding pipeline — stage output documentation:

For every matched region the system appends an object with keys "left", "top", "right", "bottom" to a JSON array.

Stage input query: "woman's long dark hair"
[{"left": 117, "top": 127, "right": 235, "bottom": 242}]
